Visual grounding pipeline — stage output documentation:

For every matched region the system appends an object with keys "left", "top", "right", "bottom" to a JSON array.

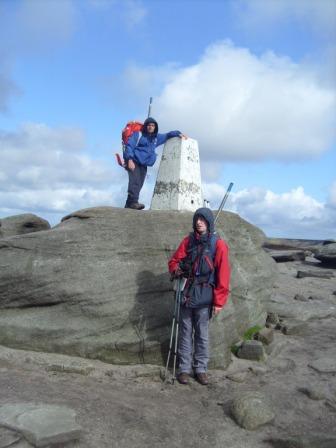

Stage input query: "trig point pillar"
[{"left": 150, "top": 137, "right": 203, "bottom": 211}]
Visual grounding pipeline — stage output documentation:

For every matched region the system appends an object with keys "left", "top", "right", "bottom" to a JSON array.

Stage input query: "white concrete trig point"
[{"left": 150, "top": 137, "right": 203, "bottom": 211}]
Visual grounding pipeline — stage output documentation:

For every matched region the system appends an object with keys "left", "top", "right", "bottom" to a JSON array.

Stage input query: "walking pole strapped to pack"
[
  {"left": 164, "top": 277, "right": 186, "bottom": 383},
  {"left": 214, "top": 182, "right": 234, "bottom": 225}
]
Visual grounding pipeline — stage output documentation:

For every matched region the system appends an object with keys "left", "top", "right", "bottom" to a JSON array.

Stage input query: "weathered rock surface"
[
  {"left": 308, "top": 357, "right": 336, "bottom": 374},
  {"left": 314, "top": 243, "right": 336, "bottom": 265},
  {"left": 0, "top": 207, "right": 276, "bottom": 368},
  {"left": 268, "top": 257, "right": 336, "bottom": 322},
  {"left": 263, "top": 238, "right": 323, "bottom": 251},
  {"left": 298, "top": 385, "right": 326, "bottom": 400},
  {"left": 267, "top": 250, "right": 306, "bottom": 263},
  {"left": 0, "top": 214, "right": 50, "bottom": 238},
  {"left": 231, "top": 391, "right": 275, "bottom": 430},
  {"left": 1, "top": 239, "right": 335, "bottom": 448},
  {"left": 0, "top": 404, "right": 81, "bottom": 447}
]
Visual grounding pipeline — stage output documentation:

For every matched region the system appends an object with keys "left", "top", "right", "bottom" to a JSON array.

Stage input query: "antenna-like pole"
[{"left": 147, "top": 97, "right": 153, "bottom": 117}]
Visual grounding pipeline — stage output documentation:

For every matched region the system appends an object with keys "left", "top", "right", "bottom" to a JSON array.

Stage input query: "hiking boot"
[
  {"left": 177, "top": 372, "right": 190, "bottom": 385},
  {"left": 125, "top": 202, "right": 145, "bottom": 210},
  {"left": 196, "top": 372, "right": 209, "bottom": 385}
]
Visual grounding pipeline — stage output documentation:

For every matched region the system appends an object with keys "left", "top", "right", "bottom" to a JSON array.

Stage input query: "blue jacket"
[{"left": 124, "top": 117, "right": 181, "bottom": 167}]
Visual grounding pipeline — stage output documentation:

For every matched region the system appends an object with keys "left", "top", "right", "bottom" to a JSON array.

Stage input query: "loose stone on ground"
[
  {"left": 297, "top": 270, "right": 334, "bottom": 279},
  {"left": 0, "top": 404, "right": 82, "bottom": 447},
  {"left": 237, "top": 340, "right": 267, "bottom": 361},
  {"left": 298, "top": 386, "right": 326, "bottom": 401},
  {"left": 231, "top": 391, "right": 275, "bottom": 430},
  {"left": 0, "top": 426, "right": 23, "bottom": 447},
  {"left": 308, "top": 357, "right": 336, "bottom": 374}
]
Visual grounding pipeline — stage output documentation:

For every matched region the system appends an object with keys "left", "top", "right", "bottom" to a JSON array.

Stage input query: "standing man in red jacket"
[{"left": 168, "top": 207, "right": 230, "bottom": 385}]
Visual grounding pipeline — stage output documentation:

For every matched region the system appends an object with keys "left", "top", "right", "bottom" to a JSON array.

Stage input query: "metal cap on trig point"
[{"left": 150, "top": 137, "right": 203, "bottom": 211}]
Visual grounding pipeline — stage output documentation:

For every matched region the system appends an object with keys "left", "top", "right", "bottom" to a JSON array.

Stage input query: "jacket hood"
[
  {"left": 143, "top": 117, "right": 159, "bottom": 135},
  {"left": 193, "top": 207, "right": 215, "bottom": 234}
]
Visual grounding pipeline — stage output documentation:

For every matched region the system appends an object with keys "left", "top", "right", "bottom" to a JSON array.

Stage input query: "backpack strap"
[
  {"left": 122, "top": 132, "right": 142, "bottom": 154},
  {"left": 136, "top": 132, "right": 142, "bottom": 147}
]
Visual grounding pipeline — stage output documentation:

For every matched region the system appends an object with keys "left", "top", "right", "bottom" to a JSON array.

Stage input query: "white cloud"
[
  {"left": 0, "top": 122, "right": 127, "bottom": 224},
  {"left": 203, "top": 182, "right": 336, "bottom": 239},
  {"left": 150, "top": 41, "right": 336, "bottom": 162}
]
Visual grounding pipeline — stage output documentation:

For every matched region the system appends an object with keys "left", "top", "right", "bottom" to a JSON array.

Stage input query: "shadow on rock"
[{"left": 128, "top": 270, "right": 174, "bottom": 365}]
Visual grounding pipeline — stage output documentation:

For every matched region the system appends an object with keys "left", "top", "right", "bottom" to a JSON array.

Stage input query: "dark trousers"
[{"left": 125, "top": 163, "right": 147, "bottom": 206}]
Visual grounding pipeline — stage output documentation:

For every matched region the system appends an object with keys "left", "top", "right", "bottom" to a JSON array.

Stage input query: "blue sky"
[{"left": 0, "top": 0, "right": 335, "bottom": 239}]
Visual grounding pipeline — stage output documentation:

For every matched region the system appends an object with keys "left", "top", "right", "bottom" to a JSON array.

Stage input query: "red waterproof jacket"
[{"left": 168, "top": 235, "right": 231, "bottom": 309}]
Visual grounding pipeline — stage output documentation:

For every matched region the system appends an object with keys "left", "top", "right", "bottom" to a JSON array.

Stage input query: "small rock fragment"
[
  {"left": 267, "top": 312, "right": 280, "bottom": 325},
  {"left": 293, "top": 294, "right": 309, "bottom": 302}
]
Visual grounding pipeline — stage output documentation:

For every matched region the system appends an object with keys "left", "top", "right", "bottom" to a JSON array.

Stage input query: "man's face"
[
  {"left": 195, "top": 216, "right": 208, "bottom": 234},
  {"left": 146, "top": 123, "right": 156, "bottom": 134}
]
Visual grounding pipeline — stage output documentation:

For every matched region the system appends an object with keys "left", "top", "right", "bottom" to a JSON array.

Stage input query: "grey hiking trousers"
[
  {"left": 125, "top": 163, "right": 147, "bottom": 206},
  {"left": 178, "top": 306, "right": 210, "bottom": 374}
]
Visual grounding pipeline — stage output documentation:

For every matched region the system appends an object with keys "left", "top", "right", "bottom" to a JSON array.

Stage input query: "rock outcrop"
[
  {"left": 0, "top": 213, "right": 50, "bottom": 238},
  {"left": 314, "top": 243, "right": 336, "bottom": 265},
  {"left": 0, "top": 207, "right": 276, "bottom": 368}
]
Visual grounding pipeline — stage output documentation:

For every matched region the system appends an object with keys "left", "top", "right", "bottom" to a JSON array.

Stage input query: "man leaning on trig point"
[
  {"left": 124, "top": 117, "right": 187, "bottom": 210},
  {"left": 168, "top": 208, "right": 230, "bottom": 385}
]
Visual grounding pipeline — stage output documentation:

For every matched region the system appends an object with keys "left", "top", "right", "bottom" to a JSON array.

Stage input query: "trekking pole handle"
[
  {"left": 148, "top": 97, "right": 153, "bottom": 117},
  {"left": 214, "top": 182, "right": 234, "bottom": 225}
]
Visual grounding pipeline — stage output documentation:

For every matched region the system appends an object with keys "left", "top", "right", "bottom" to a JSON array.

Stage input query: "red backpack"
[
  {"left": 122, "top": 120, "right": 143, "bottom": 146},
  {"left": 116, "top": 120, "right": 143, "bottom": 167}
]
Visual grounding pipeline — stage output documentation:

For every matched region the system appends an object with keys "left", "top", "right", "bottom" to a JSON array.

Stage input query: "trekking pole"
[
  {"left": 214, "top": 182, "right": 234, "bottom": 225},
  {"left": 172, "top": 283, "right": 182, "bottom": 384},
  {"left": 164, "top": 277, "right": 182, "bottom": 381},
  {"left": 147, "top": 97, "right": 153, "bottom": 117}
]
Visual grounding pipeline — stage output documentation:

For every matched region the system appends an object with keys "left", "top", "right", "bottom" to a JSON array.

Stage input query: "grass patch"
[{"left": 243, "top": 325, "right": 263, "bottom": 341}]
